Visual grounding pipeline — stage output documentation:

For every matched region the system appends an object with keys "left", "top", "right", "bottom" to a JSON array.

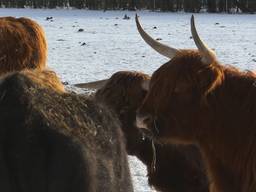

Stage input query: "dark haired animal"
[
  {"left": 77, "top": 71, "right": 208, "bottom": 192},
  {"left": 0, "top": 17, "right": 47, "bottom": 75},
  {"left": 0, "top": 70, "right": 133, "bottom": 192},
  {"left": 136, "top": 15, "right": 256, "bottom": 192}
]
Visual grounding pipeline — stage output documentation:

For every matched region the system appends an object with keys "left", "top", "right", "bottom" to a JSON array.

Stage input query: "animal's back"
[{"left": 0, "top": 72, "right": 133, "bottom": 192}]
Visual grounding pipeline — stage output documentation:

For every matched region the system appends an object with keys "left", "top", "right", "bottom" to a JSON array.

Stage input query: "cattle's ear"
[{"left": 141, "top": 79, "right": 150, "bottom": 91}]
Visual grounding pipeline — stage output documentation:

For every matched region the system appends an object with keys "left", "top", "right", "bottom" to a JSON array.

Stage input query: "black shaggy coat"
[{"left": 0, "top": 71, "right": 133, "bottom": 192}]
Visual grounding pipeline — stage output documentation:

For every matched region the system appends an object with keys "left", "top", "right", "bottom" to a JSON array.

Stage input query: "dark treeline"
[{"left": 0, "top": 0, "right": 255, "bottom": 13}]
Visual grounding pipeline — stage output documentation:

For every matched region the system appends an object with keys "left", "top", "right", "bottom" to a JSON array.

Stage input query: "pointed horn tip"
[
  {"left": 190, "top": 15, "right": 217, "bottom": 64},
  {"left": 135, "top": 14, "right": 139, "bottom": 23},
  {"left": 135, "top": 14, "right": 178, "bottom": 59},
  {"left": 191, "top": 15, "right": 195, "bottom": 26},
  {"left": 135, "top": 14, "right": 141, "bottom": 31}
]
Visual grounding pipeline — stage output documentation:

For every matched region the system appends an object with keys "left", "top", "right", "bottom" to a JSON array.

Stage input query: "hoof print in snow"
[
  {"left": 153, "top": 26, "right": 157, "bottom": 29},
  {"left": 81, "top": 42, "right": 87, "bottom": 46}
]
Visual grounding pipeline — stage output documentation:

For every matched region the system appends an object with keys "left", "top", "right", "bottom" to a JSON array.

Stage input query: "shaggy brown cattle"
[
  {"left": 82, "top": 71, "right": 208, "bottom": 192},
  {"left": 0, "top": 17, "right": 47, "bottom": 74},
  {"left": 0, "top": 70, "right": 133, "bottom": 192},
  {"left": 136, "top": 15, "right": 256, "bottom": 192}
]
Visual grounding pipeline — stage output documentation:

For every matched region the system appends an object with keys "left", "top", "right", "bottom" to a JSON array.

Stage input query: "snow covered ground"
[{"left": 1, "top": 8, "right": 256, "bottom": 191}]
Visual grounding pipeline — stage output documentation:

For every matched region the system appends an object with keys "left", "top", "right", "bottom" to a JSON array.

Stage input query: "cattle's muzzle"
[
  {"left": 136, "top": 113, "right": 155, "bottom": 138},
  {"left": 139, "top": 128, "right": 154, "bottom": 139}
]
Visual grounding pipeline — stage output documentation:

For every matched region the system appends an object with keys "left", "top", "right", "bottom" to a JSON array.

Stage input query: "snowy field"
[{"left": 1, "top": 8, "right": 256, "bottom": 191}]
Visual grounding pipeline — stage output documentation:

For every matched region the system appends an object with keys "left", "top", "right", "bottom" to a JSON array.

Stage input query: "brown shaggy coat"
[
  {"left": 0, "top": 17, "right": 47, "bottom": 74},
  {"left": 137, "top": 50, "right": 256, "bottom": 192},
  {"left": 95, "top": 71, "right": 209, "bottom": 192},
  {"left": 0, "top": 70, "right": 133, "bottom": 192}
]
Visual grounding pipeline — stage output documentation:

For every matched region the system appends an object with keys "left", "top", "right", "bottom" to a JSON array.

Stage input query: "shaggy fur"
[
  {"left": 95, "top": 71, "right": 209, "bottom": 192},
  {"left": 137, "top": 49, "right": 256, "bottom": 192},
  {"left": 0, "top": 17, "right": 47, "bottom": 74},
  {"left": 0, "top": 71, "right": 133, "bottom": 192},
  {"left": 0, "top": 69, "right": 65, "bottom": 93}
]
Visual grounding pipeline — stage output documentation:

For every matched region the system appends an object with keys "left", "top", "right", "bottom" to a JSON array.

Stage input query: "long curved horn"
[
  {"left": 191, "top": 15, "right": 217, "bottom": 65},
  {"left": 74, "top": 79, "right": 108, "bottom": 89},
  {"left": 135, "top": 14, "right": 178, "bottom": 59}
]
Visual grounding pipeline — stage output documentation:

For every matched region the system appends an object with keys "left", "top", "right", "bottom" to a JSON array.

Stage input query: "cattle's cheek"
[
  {"left": 152, "top": 110, "right": 185, "bottom": 144},
  {"left": 162, "top": 95, "right": 200, "bottom": 143},
  {"left": 152, "top": 114, "right": 172, "bottom": 143}
]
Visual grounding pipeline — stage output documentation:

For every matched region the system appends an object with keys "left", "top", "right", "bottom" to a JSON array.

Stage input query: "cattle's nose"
[
  {"left": 136, "top": 112, "right": 154, "bottom": 138},
  {"left": 136, "top": 112, "right": 151, "bottom": 130}
]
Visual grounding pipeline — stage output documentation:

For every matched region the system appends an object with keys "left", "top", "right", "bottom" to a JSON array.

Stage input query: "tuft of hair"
[
  {"left": 148, "top": 50, "right": 224, "bottom": 110},
  {"left": 1, "top": 69, "right": 65, "bottom": 94},
  {"left": 0, "top": 17, "right": 47, "bottom": 75}
]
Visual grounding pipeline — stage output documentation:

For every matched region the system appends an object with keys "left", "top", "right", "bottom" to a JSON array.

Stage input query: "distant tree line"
[{"left": 0, "top": 0, "right": 255, "bottom": 13}]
